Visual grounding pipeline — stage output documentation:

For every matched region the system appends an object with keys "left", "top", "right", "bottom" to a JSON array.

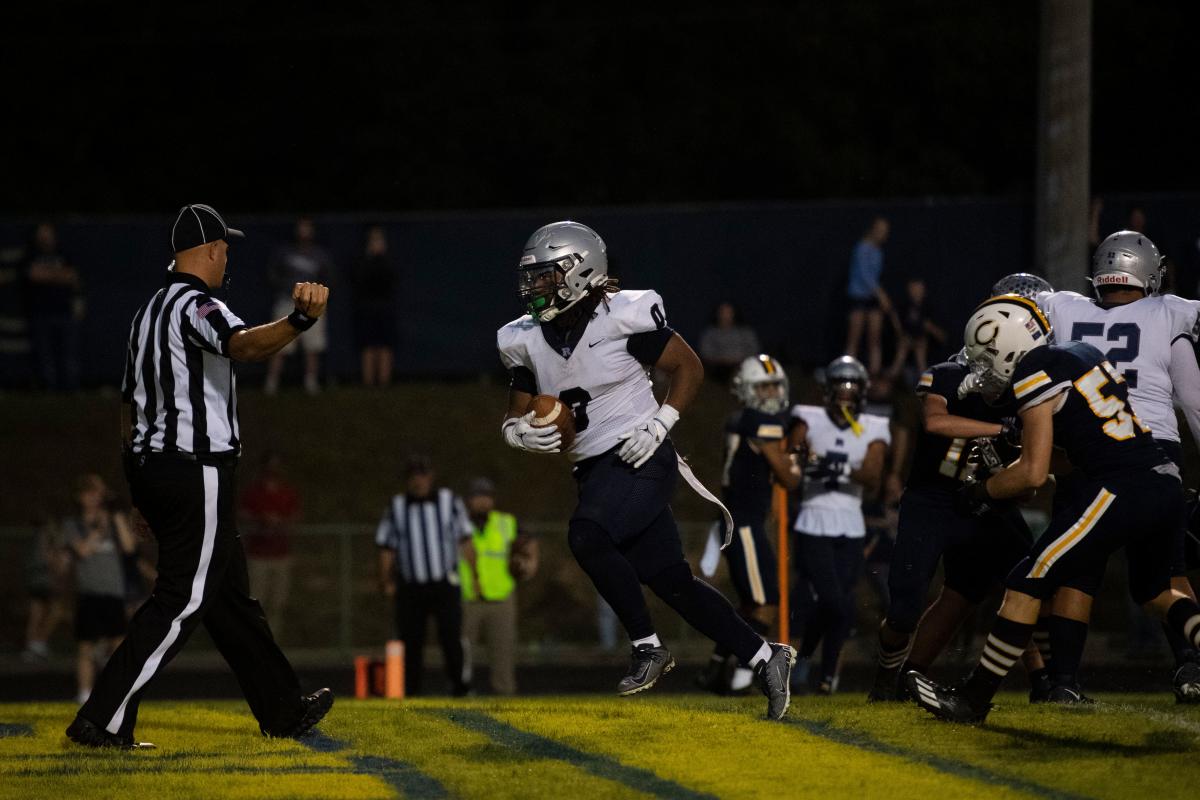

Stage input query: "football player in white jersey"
[
  {"left": 1030, "top": 232, "right": 1200, "bottom": 703},
  {"left": 788, "top": 356, "right": 891, "bottom": 693},
  {"left": 496, "top": 221, "right": 795, "bottom": 719}
]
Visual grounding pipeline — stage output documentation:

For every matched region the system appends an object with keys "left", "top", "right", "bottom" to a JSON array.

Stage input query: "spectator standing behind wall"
[
  {"left": 265, "top": 217, "right": 334, "bottom": 395},
  {"left": 23, "top": 222, "right": 83, "bottom": 391},
  {"left": 240, "top": 452, "right": 300, "bottom": 639},
  {"left": 887, "top": 278, "right": 945, "bottom": 381},
  {"left": 65, "top": 474, "right": 136, "bottom": 704},
  {"left": 22, "top": 518, "right": 70, "bottom": 663},
  {"left": 844, "top": 217, "right": 893, "bottom": 376},
  {"left": 698, "top": 302, "right": 760, "bottom": 384},
  {"left": 351, "top": 225, "right": 397, "bottom": 387},
  {"left": 458, "top": 477, "right": 538, "bottom": 696}
]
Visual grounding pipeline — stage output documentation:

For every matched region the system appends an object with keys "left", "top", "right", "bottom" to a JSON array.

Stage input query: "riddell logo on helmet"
[{"left": 1095, "top": 274, "right": 1131, "bottom": 285}]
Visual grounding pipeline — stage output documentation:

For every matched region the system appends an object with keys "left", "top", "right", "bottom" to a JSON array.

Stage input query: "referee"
[
  {"left": 376, "top": 455, "right": 471, "bottom": 696},
  {"left": 66, "top": 204, "right": 333, "bottom": 749}
]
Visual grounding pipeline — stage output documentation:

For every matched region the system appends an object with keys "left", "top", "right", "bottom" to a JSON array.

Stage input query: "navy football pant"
[{"left": 794, "top": 533, "right": 863, "bottom": 679}]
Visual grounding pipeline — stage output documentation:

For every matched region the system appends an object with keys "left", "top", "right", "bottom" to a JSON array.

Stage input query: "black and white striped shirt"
[
  {"left": 375, "top": 488, "right": 470, "bottom": 584},
  {"left": 122, "top": 272, "right": 247, "bottom": 456}
]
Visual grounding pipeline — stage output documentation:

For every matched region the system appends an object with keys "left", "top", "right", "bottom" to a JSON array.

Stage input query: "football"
[{"left": 526, "top": 394, "right": 576, "bottom": 451}]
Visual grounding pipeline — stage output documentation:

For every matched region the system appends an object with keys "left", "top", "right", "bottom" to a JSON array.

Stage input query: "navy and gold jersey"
[
  {"left": 721, "top": 408, "right": 787, "bottom": 523},
  {"left": 907, "top": 360, "right": 1014, "bottom": 493},
  {"left": 1011, "top": 341, "right": 1166, "bottom": 478}
]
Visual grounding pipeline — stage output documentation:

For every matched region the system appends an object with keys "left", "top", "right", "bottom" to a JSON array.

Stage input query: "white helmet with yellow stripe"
[
  {"left": 732, "top": 354, "right": 789, "bottom": 413},
  {"left": 962, "top": 295, "right": 1053, "bottom": 402}
]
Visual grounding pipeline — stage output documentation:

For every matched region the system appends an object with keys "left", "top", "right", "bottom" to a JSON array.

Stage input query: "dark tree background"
[{"left": 2, "top": 1, "right": 1196, "bottom": 214}]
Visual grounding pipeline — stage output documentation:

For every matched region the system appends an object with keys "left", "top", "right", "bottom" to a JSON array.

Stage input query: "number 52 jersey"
[
  {"left": 1036, "top": 291, "right": 1200, "bottom": 443},
  {"left": 496, "top": 289, "right": 674, "bottom": 462}
]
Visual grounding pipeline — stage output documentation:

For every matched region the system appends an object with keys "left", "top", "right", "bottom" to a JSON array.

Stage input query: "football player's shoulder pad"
[
  {"left": 738, "top": 408, "right": 786, "bottom": 440},
  {"left": 496, "top": 313, "right": 538, "bottom": 370},
  {"left": 1158, "top": 293, "right": 1200, "bottom": 343},
  {"left": 605, "top": 289, "right": 668, "bottom": 337}
]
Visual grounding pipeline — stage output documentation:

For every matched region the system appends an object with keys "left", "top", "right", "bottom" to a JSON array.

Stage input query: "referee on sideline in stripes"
[
  {"left": 376, "top": 455, "right": 472, "bottom": 697},
  {"left": 67, "top": 204, "right": 333, "bottom": 749}
]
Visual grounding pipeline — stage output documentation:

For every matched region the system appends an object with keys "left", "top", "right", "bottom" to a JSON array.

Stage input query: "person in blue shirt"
[{"left": 844, "top": 216, "right": 894, "bottom": 375}]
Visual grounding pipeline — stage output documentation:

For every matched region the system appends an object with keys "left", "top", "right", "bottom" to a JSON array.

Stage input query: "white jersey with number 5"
[
  {"left": 791, "top": 405, "right": 891, "bottom": 538},
  {"left": 1036, "top": 290, "right": 1200, "bottom": 443},
  {"left": 497, "top": 290, "right": 670, "bottom": 462}
]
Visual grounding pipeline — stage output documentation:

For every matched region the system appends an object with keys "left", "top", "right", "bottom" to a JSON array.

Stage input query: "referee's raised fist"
[{"left": 292, "top": 282, "right": 330, "bottom": 319}]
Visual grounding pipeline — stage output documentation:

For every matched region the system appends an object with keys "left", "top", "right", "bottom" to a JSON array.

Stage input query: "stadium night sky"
[{"left": 3, "top": 1, "right": 1199, "bottom": 214}]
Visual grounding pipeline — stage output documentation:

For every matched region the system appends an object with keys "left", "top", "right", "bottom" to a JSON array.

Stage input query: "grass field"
[{"left": 2, "top": 694, "right": 1199, "bottom": 799}]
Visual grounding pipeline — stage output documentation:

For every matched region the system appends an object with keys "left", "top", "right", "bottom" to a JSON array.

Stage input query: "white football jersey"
[
  {"left": 791, "top": 405, "right": 891, "bottom": 538},
  {"left": 497, "top": 290, "right": 669, "bottom": 462},
  {"left": 1037, "top": 291, "right": 1200, "bottom": 443}
]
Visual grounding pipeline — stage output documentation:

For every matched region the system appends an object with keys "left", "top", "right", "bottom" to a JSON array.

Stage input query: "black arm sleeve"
[
  {"left": 626, "top": 327, "right": 675, "bottom": 366},
  {"left": 509, "top": 366, "right": 537, "bottom": 394}
]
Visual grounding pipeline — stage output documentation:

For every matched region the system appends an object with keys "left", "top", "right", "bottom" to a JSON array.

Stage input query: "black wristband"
[{"left": 287, "top": 309, "right": 317, "bottom": 331}]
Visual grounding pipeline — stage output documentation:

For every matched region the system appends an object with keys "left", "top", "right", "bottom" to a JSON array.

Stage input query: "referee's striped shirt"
[
  {"left": 122, "top": 272, "right": 248, "bottom": 455},
  {"left": 376, "top": 488, "right": 470, "bottom": 584}
]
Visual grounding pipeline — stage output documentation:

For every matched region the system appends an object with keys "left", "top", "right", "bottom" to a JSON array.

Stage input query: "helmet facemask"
[
  {"left": 827, "top": 380, "right": 865, "bottom": 417},
  {"left": 518, "top": 251, "right": 604, "bottom": 323},
  {"left": 744, "top": 378, "right": 788, "bottom": 414}
]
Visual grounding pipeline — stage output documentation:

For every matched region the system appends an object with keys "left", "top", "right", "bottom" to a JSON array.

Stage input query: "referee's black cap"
[{"left": 171, "top": 204, "right": 245, "bottom": 253}]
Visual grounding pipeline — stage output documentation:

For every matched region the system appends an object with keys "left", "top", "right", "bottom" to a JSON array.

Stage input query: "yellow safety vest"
[{"left": 459, "top": 511, "right": 517, "bottom": 602}]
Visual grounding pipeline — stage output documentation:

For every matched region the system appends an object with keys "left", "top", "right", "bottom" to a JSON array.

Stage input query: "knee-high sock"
[
  {"left": 964, "top": 616, "right": 1034, "bottom": 707},
  {"left": 1045, "top": 615, "right": 1088, "bottom": 685},
  {"left": 1166, "top": 598, "right": 1200, "bottom": 653}
]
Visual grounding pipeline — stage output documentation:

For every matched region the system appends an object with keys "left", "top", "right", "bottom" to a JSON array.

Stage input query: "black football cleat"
[
  {"left": 267, "top": 688, "right": 335, "bottom": 739},
  {"left": 1028, "top": 671, "right": 1054, "bottom": 704},
  {"left": 694, "top": 656, "right": 731, "bottom": 695},
  {"left": 1173, "top": 661, "right": 1200, "bottom": 705},
  {"left": 66, "top": 716, "right": 155, "bottom": 750},
  {"left": 617, "top": 644, "right": 674, "bottom": 696},
  {"left": 754, "top": 643, "right": 797, "bottom": 720},
  {"left": 906, "top": 671, "right": 990, "bottom": 724},
  {"left": 1044, "top": 682, "right": 1095, "bottom": 705}
]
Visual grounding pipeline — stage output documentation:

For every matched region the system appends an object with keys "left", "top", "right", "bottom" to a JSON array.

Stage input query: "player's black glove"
[
  {"left": 999, "top": 416, "right": 1022, "bottom": 448},
  {"left": 954, "top": 477, "right": 993, "bottom": 517},
  {"left": 805, "top": 455, "right": 851, "bottom": 482}
]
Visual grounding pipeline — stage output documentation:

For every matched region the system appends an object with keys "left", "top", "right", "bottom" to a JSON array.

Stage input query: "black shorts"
[
  {"left": 890, "top": 489, "right": 1032, "bottom": 608},
  {"left": 1006, "top": 468, "right": 1182, "bottom": 604},
  {"left": 723, "top": 519, "right": 780, "bottom": 607},
  {"left": 75, "top": 593, "right": 127, "bottom": 642},
  {"left": 848, "top": 295, "right": 880, "bottom": 312},
  {"left": 572, "top": 439, "right": 686, "bottom": 580}
]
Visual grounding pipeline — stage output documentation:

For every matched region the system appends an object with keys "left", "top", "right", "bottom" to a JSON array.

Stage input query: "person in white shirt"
[{"left": 789, "top": 356, "right": 890, "bottom": 694}]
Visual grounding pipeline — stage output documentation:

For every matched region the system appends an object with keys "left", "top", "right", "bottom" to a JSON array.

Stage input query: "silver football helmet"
[
  {"left": 517, "top": 221, "right": 609, "bottom": 322},
  {"left": 1091, "top": 230, "right": 1165, "bottom": 295},
  {"left": 823, "top": 355, "right": 869, "bottom": 415},
  {"left": 732, "top": 354, "right": 789, "bottom": 414},
  {"left": 991, "top": 273, "right": 1054, "bottom": 300},
  {"left": 962, "top": 296, "right": 1052, "bottom": 402}
]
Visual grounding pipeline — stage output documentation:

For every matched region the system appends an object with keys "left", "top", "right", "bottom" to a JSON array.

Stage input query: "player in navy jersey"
[
  {"left": 497, "top": 221, "right": 795, "bottom": 719},
  {"left": 908, "top": 296, "right": 1200, "bottom": 724},
  {"left": 869, "top": 353, "right": 1047, "bottom": 702},
  {"left": 696, "top": 354, "right": 801, "bottom": 694}
]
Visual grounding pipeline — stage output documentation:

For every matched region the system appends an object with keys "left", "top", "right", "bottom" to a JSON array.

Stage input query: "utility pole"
[{"left": 1035, "top": 0, "right": 1092, "bottom": 292}]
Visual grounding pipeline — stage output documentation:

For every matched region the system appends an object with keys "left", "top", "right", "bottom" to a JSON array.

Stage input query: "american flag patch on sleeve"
[{"left": 196, "top": 300, "right": 220, "bottom": 320}]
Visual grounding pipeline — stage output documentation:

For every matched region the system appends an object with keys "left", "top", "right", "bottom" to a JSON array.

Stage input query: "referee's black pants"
[
  {"left": 394, "top": 579, "right": 467, "bottom": 697},
  {"left": 79, "top": 456, "right": 304, "bottom": 739}
]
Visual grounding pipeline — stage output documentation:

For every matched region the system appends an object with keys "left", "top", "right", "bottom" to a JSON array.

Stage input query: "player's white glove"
[
  {"left": 957, "top": 371, "right": 983, "bottom": 399},
  {"left": 616, "top": 404, "right": 680, "bottom": 469},
  {"left": 502, "top": 411, "right": 561, "bottom": 454}
]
